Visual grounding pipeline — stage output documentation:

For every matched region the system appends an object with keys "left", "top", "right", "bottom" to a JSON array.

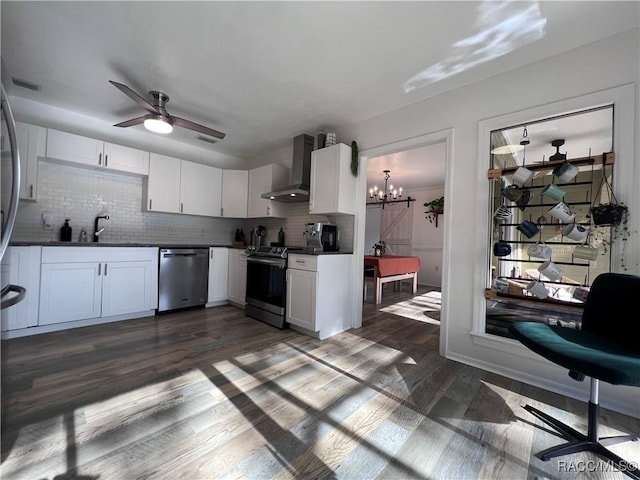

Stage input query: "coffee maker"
[{"left": 304, "top": 222, "right": 339, "bottom": 252}]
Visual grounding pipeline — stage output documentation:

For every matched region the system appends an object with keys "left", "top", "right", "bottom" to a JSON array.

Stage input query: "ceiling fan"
[{"left": 109, "top": 80, "right": 226, "bottom": 140}]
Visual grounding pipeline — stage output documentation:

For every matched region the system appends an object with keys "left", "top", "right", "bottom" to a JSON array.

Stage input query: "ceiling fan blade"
[
  {"left": 172, "top": 116, "right": 226, "bottom": 139},
  {"left": 110, "top": 80, "right": 160, "bottom": 115},
  {"left": 113, "top": 115, "right": 147, "bottom": 128}
]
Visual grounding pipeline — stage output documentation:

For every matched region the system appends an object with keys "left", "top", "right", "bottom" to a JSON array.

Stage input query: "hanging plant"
[
  {"left": 350, "top": 141, "right": 359, "bottom": 177},
  {"left": 589, "top": 170, "right": 627, "bottom": 226},
  {"left": 587, "top": 170, "right": 636, "bottom": 271},
  {"left": 424, "top": 196, "right": 444, "bottom": 226}
]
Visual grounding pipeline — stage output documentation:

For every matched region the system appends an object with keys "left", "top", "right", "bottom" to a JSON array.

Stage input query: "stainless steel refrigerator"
[{"left": 1, "top": 83, "right": 26, "bottom": 310}]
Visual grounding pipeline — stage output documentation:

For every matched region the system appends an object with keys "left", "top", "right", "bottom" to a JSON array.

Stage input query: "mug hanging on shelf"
[
  {"left": 538, "top": 260, "right": 564, "bottom": 282},
  {"left": 513, "top": 166, "right": 534, "bottom": 187},
  {"left": 528, "top": 241, "right": 552, "bottom": 260},
  {"left": 548, "top": 201, "right": 576, "bottom": 223},
  {"left": 501, "top": 185, "right": 523, "bottom": 202},
  {"left": 526, "top": 280, "right": 549, "bottom": 299},
  {"left": 493, "top": 239, "right": 511, "bottom": 257},
  {"left": 516, "top": 220, "right": 540, "bottom": 239},
  {"left": 562, "top": 223, "right": 589, "bottom": 242},
  {"left": 553, "top": 161, "right": 580, "bottom": 182},
  {"left": 541, "top": 184, "right": 566, "bottom": 201},
  {"left": 573, "top": 245, "right": 600, "bottom": 261}
]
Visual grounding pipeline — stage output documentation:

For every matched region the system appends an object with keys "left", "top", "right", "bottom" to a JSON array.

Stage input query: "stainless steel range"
[{"left": 245, "top": 245, "right": 308, "bottom": 329}]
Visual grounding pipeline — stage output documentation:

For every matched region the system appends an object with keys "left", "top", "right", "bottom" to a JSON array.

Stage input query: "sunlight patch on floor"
[{"left": 380, "top": 290, "right": 441, "bottom": 324}]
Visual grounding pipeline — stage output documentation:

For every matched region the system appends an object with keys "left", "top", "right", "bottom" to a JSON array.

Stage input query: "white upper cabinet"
[
  {"left": 147, "top": 153, "right": 182, "bottom": 213},
  {"left": 309, "top": 143, "right": 357, "bottom": 215},
  {"left": 102, "top": 142, "right": 150, "bottom": 175},
  {"left": 180, "top": 160, "right": 222, "bottom": 217},
  {"left": 46, "top": 129, "right": 149, "bottom": 175},
  {"left": 146, "top": 153, "right": 222, "bottom": 217},
  {"left": 221, "top": 169, "right": 248, "bottom": 218},
  {"left": 248, "top": 164, "right": 288, "bottom": 218},
  {"left": 15, "top": 122, "right": 46, "bottom": 201}
]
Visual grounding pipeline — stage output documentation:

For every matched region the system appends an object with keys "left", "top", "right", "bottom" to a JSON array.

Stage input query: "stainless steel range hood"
[{"left": 261, "top": 133, "right": 314, "bottom": 203}]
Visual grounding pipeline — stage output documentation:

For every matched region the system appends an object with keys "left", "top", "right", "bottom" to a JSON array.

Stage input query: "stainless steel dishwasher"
[{"left": 158, "top": 248, "right": 209, "bottom": 312}]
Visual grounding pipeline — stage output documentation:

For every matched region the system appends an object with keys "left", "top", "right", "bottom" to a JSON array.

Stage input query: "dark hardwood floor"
[{"left": 1, "top": 285, "right": 638, "bottom": 479}]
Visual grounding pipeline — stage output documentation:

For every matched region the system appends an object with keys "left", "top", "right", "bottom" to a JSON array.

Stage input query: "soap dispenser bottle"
[{"left": 60, "top": 219, "right": 72, "bottom": 242}]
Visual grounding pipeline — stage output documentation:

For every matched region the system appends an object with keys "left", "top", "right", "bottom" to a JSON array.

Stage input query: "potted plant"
[
  {"left": 373, "top": 240, "right": 386, "bottom": 257},
  {"left": 424, "top": 196, "right": 444, "bottom": 227},
  {"left": 590, "top": 202, "right": 628, "bottom": 227},
  {"left": 589, "top": 171, "right": 627, "bottom": 226}
]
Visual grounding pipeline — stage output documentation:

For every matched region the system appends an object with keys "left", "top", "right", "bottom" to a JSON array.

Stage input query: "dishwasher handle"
[{"left": 160, "top": 248, "right": 208, "bottom": 258}]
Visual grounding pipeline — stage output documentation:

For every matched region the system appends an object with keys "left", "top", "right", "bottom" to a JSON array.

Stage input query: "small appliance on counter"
[{"left": 303, "top": 222, "right": 339, "bottom": 252}]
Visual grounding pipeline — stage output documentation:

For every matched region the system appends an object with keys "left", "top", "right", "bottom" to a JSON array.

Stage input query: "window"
[{"left": 485, "top": 106, "right": 614, "bottom": 337}]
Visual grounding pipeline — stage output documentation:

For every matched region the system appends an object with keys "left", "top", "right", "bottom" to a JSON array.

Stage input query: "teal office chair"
[{"left": 509, "top": 272, "right": 640, "bottom": 480}]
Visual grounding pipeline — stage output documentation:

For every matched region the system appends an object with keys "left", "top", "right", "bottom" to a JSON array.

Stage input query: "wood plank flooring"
[{"left": 1, "top": 285, "right": 638, "bottom": 479}]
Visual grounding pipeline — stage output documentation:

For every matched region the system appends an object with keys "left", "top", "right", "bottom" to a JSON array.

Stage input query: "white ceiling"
[{"left": 1, "top": 1, "right": 638, "bottom": 188}]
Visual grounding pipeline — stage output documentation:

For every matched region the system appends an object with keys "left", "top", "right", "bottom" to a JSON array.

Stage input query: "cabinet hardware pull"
[
  {"left": 221, "top": 207, "right": 223, "bottom": 216},
  {"left": 181, "top": 203, "right": 184, "bottom": 213},
  {"left": 149, "top": 199, "right": 152, "bottom": 210},
  {"left": 29, "top": 185, "right": 33, "bottom": 198},
  {"left": 210, "top": 250, "right": 213, "bottom": 259},
  {"left": 105, "top": 154, "right": 108, "bottom": 167},
  {"left": 104, "top": 263, "right": 108, "bottom": 276},
  {"left": 98, "top": 153, "right": 102, "bottom": 165},
  {"left": 267, "top": 206, "right": 270, "bottom": 216},
  {"left": 98, "top": 264, "right": 101, "bottom": 276}
]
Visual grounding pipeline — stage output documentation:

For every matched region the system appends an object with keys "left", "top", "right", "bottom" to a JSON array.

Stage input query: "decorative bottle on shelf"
[
  {"left": 278, "top": 227, "right": 285, "bottom": 246},
  {"left": 60, "top": 219, "right": 72, "bottom": 242}
]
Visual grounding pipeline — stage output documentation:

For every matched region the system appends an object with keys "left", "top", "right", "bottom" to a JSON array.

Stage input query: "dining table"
[{"left": 364, "top": 255, "right": 421, "bottom": 304}]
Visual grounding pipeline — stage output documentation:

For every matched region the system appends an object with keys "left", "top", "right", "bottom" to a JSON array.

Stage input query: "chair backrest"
[{"left": 582, "top": 272, "right": 640, "bottom": 352}]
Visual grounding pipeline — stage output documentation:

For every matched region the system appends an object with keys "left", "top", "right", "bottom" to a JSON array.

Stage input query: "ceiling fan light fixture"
[
  {"left": 144, "top": 116, "right": 173, "bottom": 134},
  {"left": 490, "top": 144, "right": 524, "bottom": 155}
]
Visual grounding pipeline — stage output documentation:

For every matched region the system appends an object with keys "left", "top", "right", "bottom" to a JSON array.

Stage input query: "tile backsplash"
[
  {"left": 13, "top": 161, "right": 355, "bottom": 250},
  {"left": 14, "top": 162, "right": 240, "bottom": 244}
]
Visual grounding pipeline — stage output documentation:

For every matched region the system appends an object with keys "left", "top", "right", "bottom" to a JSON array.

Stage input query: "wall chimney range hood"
[{"left": 261, "top": 134, "right": 314, "bottom": 203}]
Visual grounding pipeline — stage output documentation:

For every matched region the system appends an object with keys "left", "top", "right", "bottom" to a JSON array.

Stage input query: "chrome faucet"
[{"left": 93, "top": 215, "right": 110, "bottom": 242}]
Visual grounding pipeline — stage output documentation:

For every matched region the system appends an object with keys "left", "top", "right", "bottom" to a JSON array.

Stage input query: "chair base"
[{"left": 523, "top": 404, "right": 640, "bottom": 480}]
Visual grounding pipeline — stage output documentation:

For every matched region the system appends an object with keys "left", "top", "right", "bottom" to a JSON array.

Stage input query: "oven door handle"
[{"left": 247, "top": 257, "right": 286, "bottom": 267}]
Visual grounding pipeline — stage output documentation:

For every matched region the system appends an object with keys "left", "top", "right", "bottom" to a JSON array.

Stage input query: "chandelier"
[{"left": 367, "top": 170, "right": 415, "bottom": 209}]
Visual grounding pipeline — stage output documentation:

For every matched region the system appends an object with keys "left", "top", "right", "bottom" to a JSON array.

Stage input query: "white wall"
[
  {"left": 337, "top": 29, "right": 640, "bottom": 416},
  {"left": 406, "top": 186, "right": 444, "bottom": 287},
  {"left": 364, "top": 206, "right": 381, "bottom": 255}
]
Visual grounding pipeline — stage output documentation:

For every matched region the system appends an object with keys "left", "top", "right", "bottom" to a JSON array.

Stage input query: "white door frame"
[{"left": 350, "top": 128, "right": 454, "bottom": 357}]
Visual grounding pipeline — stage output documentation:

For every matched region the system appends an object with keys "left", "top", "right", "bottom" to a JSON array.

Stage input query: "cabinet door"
[
  {"left": 147, "top": 153, "right": 181, "bottom": 213},
  {"left": 180, "top": 161, "right": 222, "bottom": 216},
  {"left": 46, "top": 129, "right": 103, "bottom": 167},
  {"left": 248, "top": 164, "right": 288, "bottom": 218},
  {"left": 39, "top": 262, "right": 102, "bottom": 325},
  {"left": 286, "top": 268, "right": 317, "bottom": 331},
  {"left": 103, "top": 143, "right": 149, "bottom": 175},
  {"left": 227, "top": 250, "right": 247, "bottom": 305},
  {"left": 310, "top": 143, "right": 356, "bottom": 215},
  {"left": 221, "top": 169, "right": 248, "bottom": 218},
  {"left": 208, "top": 248, "right": 229, "bottom": 303},
  {"left": 101, "top": 261, "right": 155, "bottom": 316},
  {"left": 0, "top": 246, "right": 41, "bottom": 331},
  {"left": 16, "top": 123, "right": 45, "bottom": 201}
]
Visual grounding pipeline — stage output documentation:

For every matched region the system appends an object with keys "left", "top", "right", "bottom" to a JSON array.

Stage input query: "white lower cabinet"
[
  {"left": 286, "top": 253, "right": 353, "bottom": 339},
  {"left": 207, "top": 247, "right": 229, "bottom": 305},
  {"left": 39, "top": 247, "right": 158, "bottom": 326},
  {"left": 227, "top": 248, "right": 247, "bottom": 306},
  {"left": 1, "top": 246, "right": 42, "bottom": 331}
]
